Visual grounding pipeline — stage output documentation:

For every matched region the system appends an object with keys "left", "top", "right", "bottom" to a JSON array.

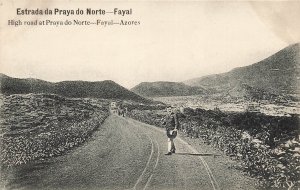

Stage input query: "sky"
[{"left": 0, "top": 1, "right": 300, "bottom": 88}]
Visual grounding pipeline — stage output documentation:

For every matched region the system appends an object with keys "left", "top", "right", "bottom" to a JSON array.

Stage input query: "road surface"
[{"left": 2, "top": 115, "right": 257, "bottom": 190}]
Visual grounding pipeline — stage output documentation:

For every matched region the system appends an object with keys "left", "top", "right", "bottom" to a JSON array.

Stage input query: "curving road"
[{"left": 3, "top": 115, "right": 257, "bottom": 190}]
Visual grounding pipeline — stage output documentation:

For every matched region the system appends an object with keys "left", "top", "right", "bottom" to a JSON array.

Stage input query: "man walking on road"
[{"left": 162, "top": 106, "right": 179, "bottom": 155}]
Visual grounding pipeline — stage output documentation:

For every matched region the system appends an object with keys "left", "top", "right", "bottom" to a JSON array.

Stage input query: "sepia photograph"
[{"left": 0, "top": 0, "right": 299, "bottom": 189}]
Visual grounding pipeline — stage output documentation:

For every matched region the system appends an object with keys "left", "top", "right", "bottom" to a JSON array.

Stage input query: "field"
[
  {"left": 127, "top": 107, "right": 300, "bottom": 189},
  {"left": 0, "top": 93, "right": 109, "bottom": 167},
  {"left": 153, "top": 95, "right": 300, "bottom": 117}
]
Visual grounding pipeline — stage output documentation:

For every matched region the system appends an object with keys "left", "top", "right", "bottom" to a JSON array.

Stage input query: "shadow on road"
[
  {"left": 175, "top": 153, "right": 221, "bottom": 157},
  {"left": 2, "top": 159, "right": 56, "bottom": 190}
]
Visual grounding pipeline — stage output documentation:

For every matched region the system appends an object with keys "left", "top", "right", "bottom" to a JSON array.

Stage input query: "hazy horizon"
[
  {"left": 0, "top": 41, "right": 298, "bottom": 89},
  {"left": 1, "top": 1, "right": 300, "bottom": 88}
]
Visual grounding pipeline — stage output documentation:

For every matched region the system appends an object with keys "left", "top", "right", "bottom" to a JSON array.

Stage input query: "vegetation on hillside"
[
  {"left": 131, "top": 81, "right": 207, "bottom": 97},
  {"left": 0, "top": 94, "right": 109, "bottom": 167},
  {"left": 128, "top": 107, "right": 300, "bottom": 189}
]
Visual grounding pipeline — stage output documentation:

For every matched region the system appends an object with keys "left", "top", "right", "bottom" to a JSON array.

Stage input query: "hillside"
[
  {"left": 0, "top": 93, "right": 109, "bottom": 167},
  {"left": 184, "top": 43, "right": 300, "bottom": 95},
  {"left": 0, "top": 74, "right": 150, "bottom": 103},
  {"left": 131, "top": 81, "right": 207, "bottom": 97}
]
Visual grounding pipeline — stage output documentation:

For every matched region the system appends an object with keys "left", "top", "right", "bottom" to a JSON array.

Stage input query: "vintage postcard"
[{"left": 0, "top": 1, "right": 299, "bottom": 190}]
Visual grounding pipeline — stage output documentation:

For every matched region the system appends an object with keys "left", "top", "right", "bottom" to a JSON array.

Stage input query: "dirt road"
[{"left": 3, "top": 115, "right": 257, "bottom": 190}]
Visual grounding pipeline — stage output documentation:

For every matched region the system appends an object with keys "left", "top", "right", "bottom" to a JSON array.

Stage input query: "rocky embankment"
[{"left": 0, "top": 94, "right": 109, "bottom": 167}]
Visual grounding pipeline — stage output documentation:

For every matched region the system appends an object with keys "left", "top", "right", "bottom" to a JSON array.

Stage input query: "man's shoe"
[
  {"left": 171, "top": 149, "right": 176, "bottom": 153},
  {"left": 165, "top": 152, "right": 172, "bottom": 155}
]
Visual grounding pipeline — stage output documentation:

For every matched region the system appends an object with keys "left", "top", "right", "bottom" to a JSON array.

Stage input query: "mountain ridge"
[
  {"left": 131, "top": 81, "right": 207, "bottom": 97},
  {"left": 1, "top": 43, "right": 299, "bottom": 102},
  {"left": 131, "top": 43, "right": 299, "bottom": 101},
  {"left": 184, "top": 43, "right": 300, "bottom": 95},
  {"left": 0, "top": 74, "right": 151, "bottom": 103}
]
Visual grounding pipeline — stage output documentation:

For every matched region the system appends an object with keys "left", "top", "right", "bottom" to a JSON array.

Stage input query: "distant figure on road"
[
  {"left": 117, "top": 106, "right": 125, "bottom": 117},
  {"left": 110, "top": 101, "right": 118, "bottom": 114},
  {"left": 162, "top": 106, "right": 179, "bottom": 155}
]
